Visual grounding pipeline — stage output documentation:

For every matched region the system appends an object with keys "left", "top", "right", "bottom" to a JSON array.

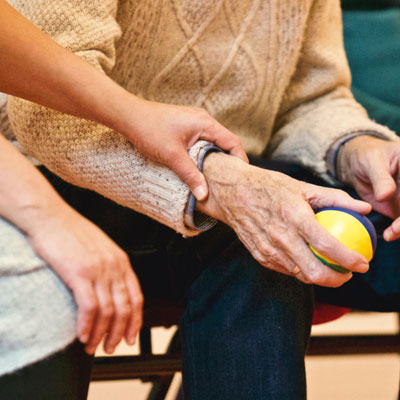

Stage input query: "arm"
[
  {"left": 337, "top": 135, "right": 400, "bottom": 242},
  {"left": 0, "top": 134, "right": 143, "bottom": 354},
  {"left": 195, "top": 1, "right": 387, "bottom": 288},
  {"left": 196, "top": 152, "right": 371, "bottom": 288},
  {"left": 267, "top": 0, "right": 399, "bottom": 181},
  {"left": 1, "top": 0, "right": 246, "bottom": 202}
]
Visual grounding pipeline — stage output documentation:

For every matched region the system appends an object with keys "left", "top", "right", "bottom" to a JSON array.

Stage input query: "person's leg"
[
  {"left": 39, "top": 166, "right": 315, "bottom": 400},
  {"left": 180, "top": 233, "right": 314, "bottom": 400},
  {"left": 0, "top": 340, "right": 92, "bottom": 400}
]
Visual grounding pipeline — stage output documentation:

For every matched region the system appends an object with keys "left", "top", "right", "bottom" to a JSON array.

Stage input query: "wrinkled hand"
[
  {"left": 25, "top": 203, "right": 143, "bottom": 355},
  {"left": 197, "top": 153, "right": 372, "bottom": 287},
  {"left": 338, "top": 136, "right": 400, "bottom": 241},
  {"left": 123, "top": 98, "right": 248, "bottom": 201}
]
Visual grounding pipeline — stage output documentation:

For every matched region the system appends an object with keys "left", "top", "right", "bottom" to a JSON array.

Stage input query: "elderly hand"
[
  {"left": 25, "top": 203, "right": 143, "bottom": 355},
  {"left": 197, "top": 152, "right": 372, "bottom": 288},
  {"left": 337, "top": 135, "right": 400, "bottom": 242}
]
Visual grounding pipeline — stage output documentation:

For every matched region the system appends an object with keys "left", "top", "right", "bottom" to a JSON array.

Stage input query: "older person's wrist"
[
  {"left": 326, "top": 131, "right": 391, "bottom": 181},
  {"left": 195, "top": 152, "right": 257, "bottom": 224},
  {"left": 336, "top": 135, "right": 387, "bottom": 184}
]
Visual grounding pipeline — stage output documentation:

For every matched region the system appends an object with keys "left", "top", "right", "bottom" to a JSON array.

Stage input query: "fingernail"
[
  {"left": 193, "top": 185, "right": 207, "bottom": 201},
  {"left": 127, "top": 337, "right": 136, "bottom": 346},
  {"left": 292, "top": 266, "right": 301, "bottom": 275},
  {"left": 80, "top": 334, "right": 89, "bottom": 344},
  {"left": 383, "top": 230, "right": 391, "bottom": 241},
  {"left": 360, "top": 263, "right": 369, "bottom": 272}
]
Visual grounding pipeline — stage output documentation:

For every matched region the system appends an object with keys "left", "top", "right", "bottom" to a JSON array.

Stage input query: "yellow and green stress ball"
[{"left": 309, "top": 207, "right": 377, "bottom": 273}]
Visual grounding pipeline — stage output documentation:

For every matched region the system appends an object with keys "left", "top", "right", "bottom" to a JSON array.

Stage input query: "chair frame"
[{"left": 91, "top": 311, "right": 400, "bottom": 400}]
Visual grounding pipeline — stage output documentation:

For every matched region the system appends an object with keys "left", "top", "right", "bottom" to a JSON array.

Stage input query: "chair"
[
  {"left": 308, "top": 310, "right": 400, "bottom": 356},
  {"left": 91, "top": 300, "right": 184, "bottom": 400},
  {"left": 91, "top": 301, "right": 400, "bottom": 400}
]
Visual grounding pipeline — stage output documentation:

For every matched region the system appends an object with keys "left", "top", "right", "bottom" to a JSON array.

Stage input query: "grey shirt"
[{"left": 0, "top": 218, "right": 77, "bottom": 376}]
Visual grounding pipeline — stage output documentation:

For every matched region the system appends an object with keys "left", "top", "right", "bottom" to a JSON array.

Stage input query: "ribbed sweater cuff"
[
  {"left": 326, "top": 131, "right": 391, "bottom": 180},
  {"left": 139, "top": 140, "right": 219, "bottom": 237},
  {"left": 184, "top": 144, "right": 223, "bottom": 231}
]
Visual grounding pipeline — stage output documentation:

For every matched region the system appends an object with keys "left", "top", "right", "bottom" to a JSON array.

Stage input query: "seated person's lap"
[
  {"left": 14, "top": 160, "right": 395, "bottom": 398},
  {"left": 39, "top": 161, "right": 400, "bottom": 314},
  {"left": 38, "top": 165, "right": 314, "bottom": 399},
  {"left": 249, "top": 158, "right": 400, "bottom": 312}
]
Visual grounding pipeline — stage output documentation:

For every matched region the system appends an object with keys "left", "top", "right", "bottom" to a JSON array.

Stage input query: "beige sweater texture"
[{"left": 7, "top": 0, "right": 399, "bottom": 236}]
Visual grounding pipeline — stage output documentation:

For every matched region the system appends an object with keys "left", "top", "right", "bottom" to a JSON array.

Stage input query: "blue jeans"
[{"left": 39, "top": 161, "right": 400, "bottom": 399}]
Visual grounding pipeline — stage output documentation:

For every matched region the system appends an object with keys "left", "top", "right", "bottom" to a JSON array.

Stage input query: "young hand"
[
  {"left": 117, "top": 98, "right": 248, "bottom": 201},
  {"left": 25, "top": 202, "right": 143, "bottom": 355}
]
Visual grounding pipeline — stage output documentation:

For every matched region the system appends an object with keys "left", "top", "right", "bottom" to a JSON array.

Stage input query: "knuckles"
[
  {"left": 132, "top": 293, "right": 144, "bottom": 310},
  {"left": 116, "top": 304, "right": 131, "bottom": 319},
  {"left": 81, "top": 298, "right": 98, "bottom": 315},
  {"left": 101, "top": 304, "right": 115, "bottom": 319}
]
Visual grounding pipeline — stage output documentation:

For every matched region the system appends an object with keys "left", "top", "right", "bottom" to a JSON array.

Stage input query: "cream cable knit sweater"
[
  {"left": 6, "top": 0, "right": 399, "bottom": 238},
  {"left": 1, "top": 0, "right": 400, "bottom": 377}
]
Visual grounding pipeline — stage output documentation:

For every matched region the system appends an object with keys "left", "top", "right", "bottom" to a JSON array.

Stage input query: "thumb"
[
  {"left": 170, "top": 151, "right": 209, "bottom": 201},
  {"left": 368, "top": 166, "right": 396, "bottom": 202}
]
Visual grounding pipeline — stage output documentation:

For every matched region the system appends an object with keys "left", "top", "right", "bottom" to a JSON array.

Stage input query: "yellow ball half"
[{"left": 309, "top": 207, "right": 377, "bottom": 273}]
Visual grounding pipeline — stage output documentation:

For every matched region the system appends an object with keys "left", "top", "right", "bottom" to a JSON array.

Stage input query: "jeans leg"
[
  {"left": 181, "top": 236, "right": 314, "bottom": 400},
  {"left": 39, "top": 165, "right": 314, "bottom": 399}
]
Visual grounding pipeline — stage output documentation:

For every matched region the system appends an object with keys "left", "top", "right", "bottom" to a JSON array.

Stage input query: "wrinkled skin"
[
  {"left": 197, "top": 152, "right": 372, "bottom": 288},
  {"left": 338, "top": 135, "right": 400, "bottom": 242}
]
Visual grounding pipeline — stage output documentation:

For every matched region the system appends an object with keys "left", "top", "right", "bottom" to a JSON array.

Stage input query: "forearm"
[
  {"left": 9, "top": 93, "right": 209, "bottom": 236},
  {"left": 0, "top": 134, "right": 68, "bottom": 235},
  {"left": 269, "top": 0, "right": 398, "bottom": 181},
  {"left": 0, "top": 0, "right": 140, "bottom": 137}
]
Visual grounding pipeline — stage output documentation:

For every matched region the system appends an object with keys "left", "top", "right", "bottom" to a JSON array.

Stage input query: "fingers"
[
  {"left": 303, "top": 219, "right": 369, "bottom": 273},
  {"left": 80, "top": 270, "right": 142, "bottom": 354},
  {"left": 176, "top": 112, "right": 248, "bottom": 199},
  {"left": 290, "top": 239, "right": 354, "bottom": 288},
  {"left": 302, "top": 214, "right": 369, "bottom": 274},
  {"left": 237, "top": 218, "right": 349, "bottom": 287},
  {"left": 243, "top": 205, "right": 361, "bottom": 287},
  {"left": 248, "top": 228, "right": 353, "bottom": 287},
  {"left": 368, "top": 163, "right": 397, "bottom": 202},
  {"left": 266, "top": 224, "right": 355, "bottom": 287},
  {"left": 103, "top": 280, "right": 131, "bottom": 354},
  {"left": 263, "top": 224, "right": 355, "bottom": 287},
  {"left": 308, "top": 184, "right": 371, "bottom": 215},
  {"left": 124, "top": 271, "right": 143, "bottom": 345},
  {"left": 384, "top": 217, "right": 400, "bottom": 241},
  {"left": 85, "top": 281, "right": 114, "bottom": 354},
  {"left": 198, "top": 118, "right": 248, "bottom": 163},
  {"left": 168, "top": 151, "right": 209, "bottom": 201},
  {"left": 74, "top": 281, "right": 98, "bottom": 344}
]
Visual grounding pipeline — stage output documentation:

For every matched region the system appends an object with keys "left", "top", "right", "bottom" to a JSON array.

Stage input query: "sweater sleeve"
[
  {"left": 7, "top": 0, "right": 208, "bottom": 237},
  {"left": 267, "top": 0, "right": 400, "bottom": 183}
]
